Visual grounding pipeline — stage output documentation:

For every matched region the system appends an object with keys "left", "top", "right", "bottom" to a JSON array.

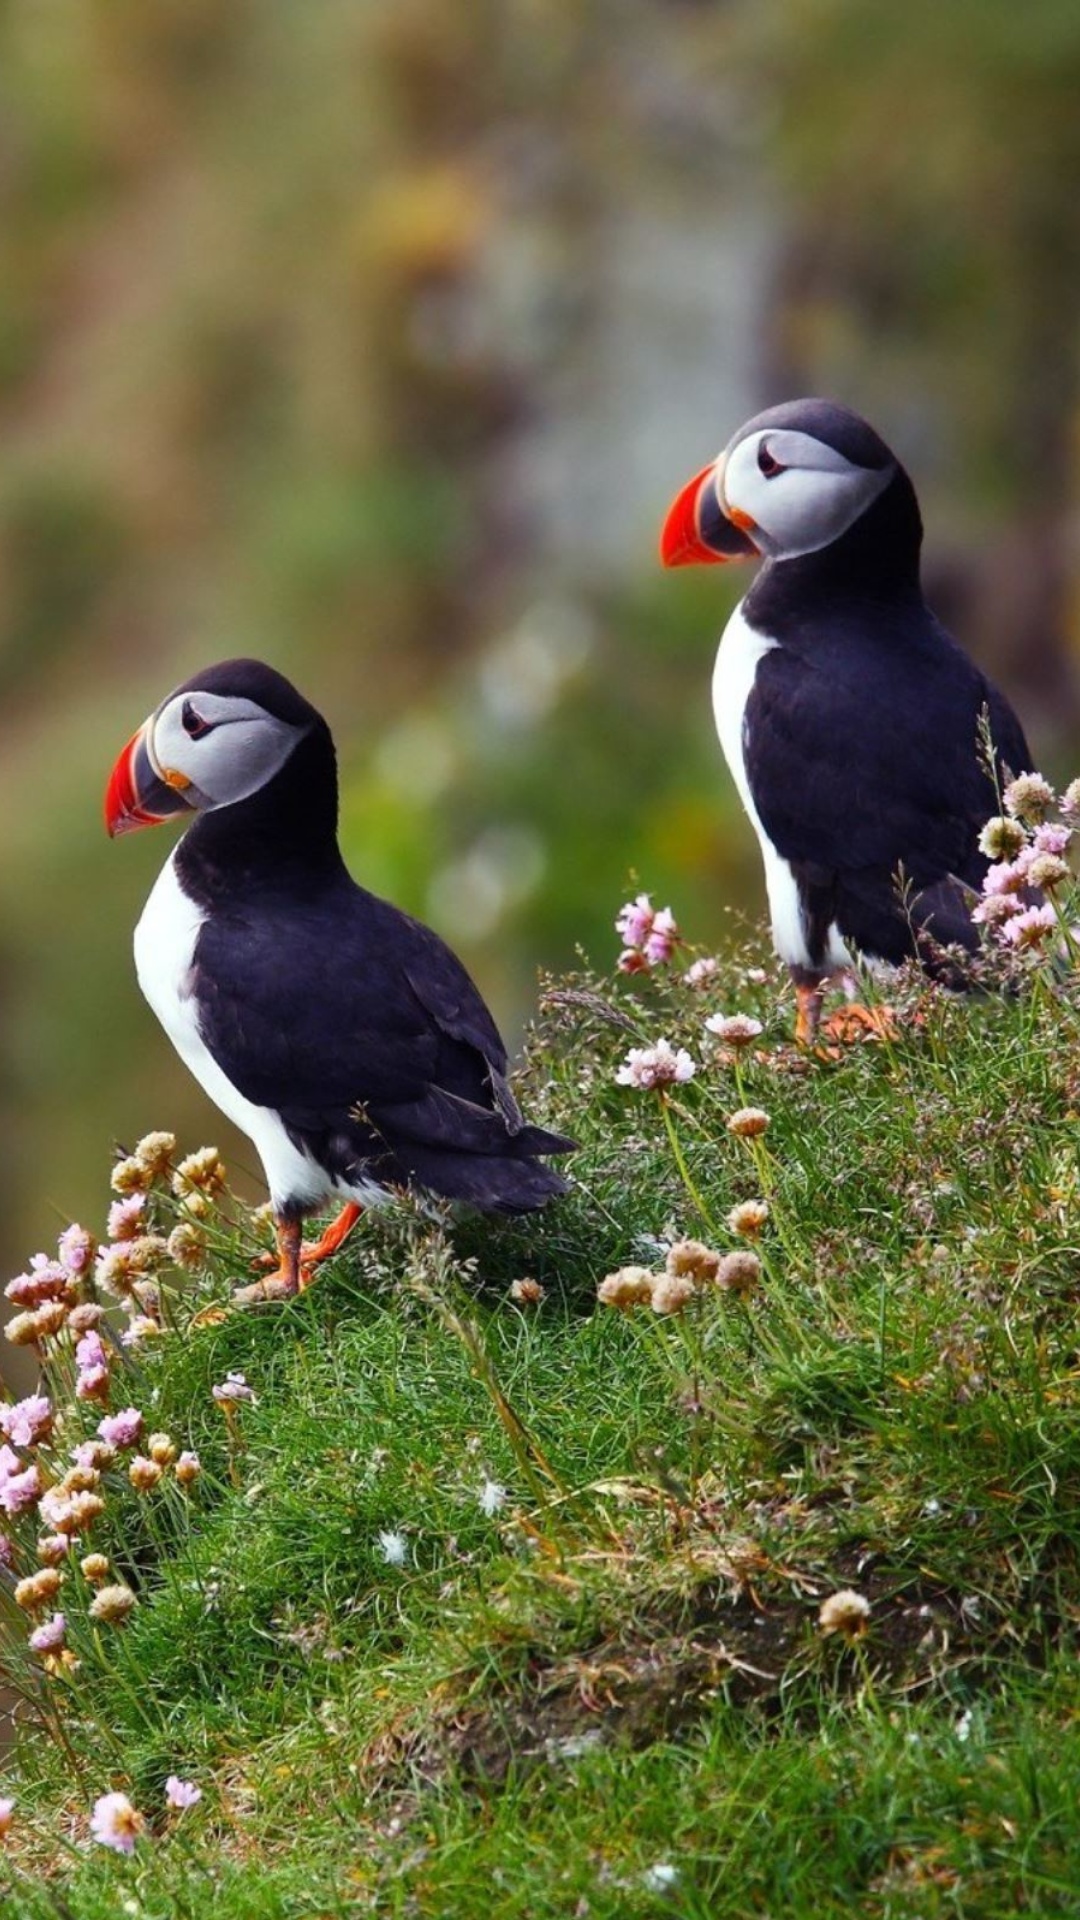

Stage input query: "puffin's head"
[
  {"left": 660, "top": 399, "right": 900, "bottom": 569},
  {"left": 105, "top": 658, "right": 321, "bottom": 837}
]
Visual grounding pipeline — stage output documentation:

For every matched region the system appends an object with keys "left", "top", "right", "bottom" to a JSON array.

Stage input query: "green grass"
[{"left": 5, "top": 929, "right": 1080, "bottom": 1916}]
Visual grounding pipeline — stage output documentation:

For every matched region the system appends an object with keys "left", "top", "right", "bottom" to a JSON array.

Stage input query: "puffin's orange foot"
[
  {"left": 794, "top": 981, "right": 825, "bottom": 1048},
  {"left": 820, "top": 1003, "right": 899, "bottom": 1045},
  {"left": 245, "top": 1204, "right": 363, "bottom": 1294}
]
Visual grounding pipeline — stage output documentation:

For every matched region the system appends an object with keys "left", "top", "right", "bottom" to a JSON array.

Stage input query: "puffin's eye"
[
  {"left": 757, "top": 442, "right": 785, "bottom": 479},
  {"left": 181, "top": 700, "right": 212, "bottom": 740}
]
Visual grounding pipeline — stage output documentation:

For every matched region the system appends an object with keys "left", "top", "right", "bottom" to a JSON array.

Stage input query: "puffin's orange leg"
[
  {"left": 232, "top": 1217, "right": 305, "bottom": 1306},
  {"left": 297, "top": 1202, "right": 363, "bottom": 1277},
  {"left": 794, "top": 982, "right": 824, "bottom": 1047}
]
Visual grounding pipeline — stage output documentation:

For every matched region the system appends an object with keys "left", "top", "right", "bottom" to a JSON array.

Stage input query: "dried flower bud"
[
  {"left": 128, "top": 1457, "right": 163, "bottom": 1493},
  {"left": 977, "top": 815, "right": 1027, "bottom": 861},
  {"left": 650, "top": 1275, "right": 696, "bottom": 1316},
  {"left": 89, "top": 1582, "right": 137, "bottom": 1624},
  {"left": 509, "top": 1276, "right": 545, "bottom": 1305},
  {"left": 818, "top": 1588, "right": 871, "bottom": 1639},
  {"left": 62, "top": 1492, "right": 105, "bottom": 1535},
  {"left": 80, "top": 1553, "right": 110, "bottom": 1583},
  {"left": 597, "top": 1267, "right": 657, "bottom": 1310},
  {"left": 1003, "top": 772, "right": 1055, "bottom": 825},
  {"left": 727, "top": 1200, "right": 769, "bottom": 1238},
  {"left": 110, "top": 1155, "right": 150, "bottom": 1196},
  {"left": 59, "top": 1466, "right": 101, "bottom": 1495},
  {"left": 727, "top": 1107, "right": 770, "bottom": 1139},
  {"left": 666, "top": 1239, "right": 720, "bottom": 1283},
  {"left": 37, "top": 1536, "right": 69, "bottom": 1568},
  {"left": 148, "top": 1433, "right": 176, "bottom": 1467},
  {"left": 166, "top": 1223, "right": 205, "bottom": 1271},
  {"left": 174, "top": 1451, "right": 202, "bottom": 1486},
  {"left": 1061, "top": 777, "right": 1080, "bottom": 820},
  {"left": 1027, "top": 852, "right": 1070, "bottom": 891},
  {"left": 4, "top": 1311, "right": 40, "bottom": 1347},
  {"left": 132, "top": 1130, "right": 177, "bottom": 1178},
  {"left": 67, "top": 1303, "right": 104, "bottom": 1335},
  {"left": 715, "top": 1250, "right": 762, "bottom": 1296},
  {"left": 15, "top": 1568, "right": 62, "bottom": 1610},
  {"left": 172, "top": 1147, "right": 227, "bottom": 1197}
]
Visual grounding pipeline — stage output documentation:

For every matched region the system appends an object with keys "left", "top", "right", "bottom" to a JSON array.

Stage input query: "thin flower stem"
[{"left": 659, "top": 1094, "right": 717, "bottom": 1234}]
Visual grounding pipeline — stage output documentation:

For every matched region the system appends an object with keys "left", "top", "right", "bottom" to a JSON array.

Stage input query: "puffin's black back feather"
[
  {"left": 740, "top": 464, "right": 1034, "bottom": 973},
  {"left": 173, "top": 664, "right": 572, "bottom": 1215}
]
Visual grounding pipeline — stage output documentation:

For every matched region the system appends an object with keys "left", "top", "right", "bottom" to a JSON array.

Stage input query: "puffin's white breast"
[
  {"left": 133, "top": 851, "right": 366, "bottom": 1212},
  {"left": 712, "top": 601, "right": 850, "bottom": 973}
]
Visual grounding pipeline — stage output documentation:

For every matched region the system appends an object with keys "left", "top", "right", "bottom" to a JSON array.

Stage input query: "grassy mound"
[{"left": 3, "top": 919, "right": 1080, "bottom": 1916}]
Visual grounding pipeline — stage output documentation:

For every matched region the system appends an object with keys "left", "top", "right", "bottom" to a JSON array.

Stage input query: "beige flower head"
[
  {"left": 148, "top": 1433, "right": 177, "bottom": 1467},
  {"left": 1003, "top": 772, "right": 1055, "bottom": 825},
  {"left": 650, "top": 1274, "right": 697, "bottom": 1316},
  {"left": 172, "top": 1147, "right": 227, "bottom": 1198},
  {"left": 80, "top": 1553, "right": 110, "bottom": 1584},
  {"left": 61, "top": 1491, "right": 106, "bottom": 1536},
  {"left": 89, "top": 1582, "right": 137, "bottom": 1625},
  {"left": 174, "top": 1451, "right": 202, "bottom": 1486},
  {"left": 14, "top": 1568, "right": 62, "bottom": 1611},
  {"left": 727, "top": 1107, "right": 770, "bottom": 1140},
  {"left": 110, "top": 1154, "right": 151, "bottom": 1196},
  {"left": 132, "top": 1130, "right": 177, "bottom": 1179},
  {"left": 67, "top": 1303, "right": 104, "bottom": 1335},
  {"left": 727, "top": 1199, "right": 769, "bottom": 1238},
  {"left": 818, "top": 1588, "right": 871, "bottom": 1639},
  {"left": 4, "top": 1311, "right": 42, "bottom": 1347},
  {"left": 128, "top": 1457, "right": 163, "bottom": 1494},
  {"left": 509, "top": 1276, "right": 546, "bottom": 1305},
  {"left": 715, "top": 1250, "right": 762, "bottom": 1296},
  {"left": 36, "top": 1536, "right": 69, "bottom": 1568},
  {"left": 166, "top": 1223, "right": 205, "bottom": 1271},
  {"left": 1061, "top": 777, "right": 1080, "bottom": 820},
  {"left": 977, "top": 815, "right": 1026, "bottom": 861},
  {"left": 666, "top": 1239, "right": 721, "bottom": 1284},
  {"left": 597, "top": 1267, "right": 658, "bottom": 1310}
]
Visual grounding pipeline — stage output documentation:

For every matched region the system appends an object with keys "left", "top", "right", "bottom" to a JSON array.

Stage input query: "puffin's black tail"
[{"left": 402, "top": 1143, "right": 574, "bottom": 1214}]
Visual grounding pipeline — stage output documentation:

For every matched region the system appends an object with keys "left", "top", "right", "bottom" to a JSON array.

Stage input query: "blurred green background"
[{"left": 1, "top": 0, "right": 1079, "bottom": 1275}]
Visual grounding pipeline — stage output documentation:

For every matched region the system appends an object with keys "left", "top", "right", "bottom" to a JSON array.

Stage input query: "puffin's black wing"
[
  {"left": 192, "top": 881, "right": 573, "bottom": 1211},
  {"left": 744, "top": 610, "right": 1034, "bottom": 962}
]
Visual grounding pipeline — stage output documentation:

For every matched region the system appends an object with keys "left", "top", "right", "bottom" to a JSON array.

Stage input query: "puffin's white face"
[
  {"left": 719, "top": 428, "right": 893, "bottom": 562},
  {"left": 150, "top": 691, "right": 309, "bottom": 810},
  {"left": 660, "top": 404, "right": 898, "bottom": 570},
  {"left": 106, "top": 685, "right": 311, "bottom": 836}
]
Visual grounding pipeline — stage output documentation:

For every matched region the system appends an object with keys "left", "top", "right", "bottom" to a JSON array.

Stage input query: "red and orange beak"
[
  {"left": 660, "top": 457, "right": 760, "bottom": 568},
  {"left": 105, "top": 719, "right": 194, "bottom": 838}
]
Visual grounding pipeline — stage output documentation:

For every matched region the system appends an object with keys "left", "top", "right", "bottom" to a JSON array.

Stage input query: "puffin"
[
  {"left": 660, "top": 398, "right": 1036, "bottom": 1042},
  {"left": 105, "top": 659, "right": 573, "bottom": 1302}
]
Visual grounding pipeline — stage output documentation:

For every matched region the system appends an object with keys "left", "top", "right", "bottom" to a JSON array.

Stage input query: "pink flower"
[
  {"left": 106, "top": 1196, "right": 145, "bottom": 1242},
  {"left": 704, "top": 1012, "right": 764, "bottom": 1047},
  {"left": 644, "top": 907, "right": 679, "bottom": 966},
  {"left": 57, "top": 1225, "right": 93, "bottom": 1276},
  {"left": 615, "top": 893, "right": 656, "bottom": 949},
  {"left": 212, "top": 1372, "right": 257, "bottom": 1406},
  {"left": 5, "top": 1256, "right": 69, "bottom": 1308},
  {"left": 972, "top": 893, "right": 1022, "bottom": 927},
  {"left": 0, "top": 1450, "right": 40, "bottom": 1516},
  {"left": 97, "top": 1408, "right": 143, "bottom": 1450},
  {"left": 982, "top": 856, "right": 1031, "bottom": 898},
  {"left": 76, "top": 1331, "right": 107, "bottom": 1372},
  {"left": 28, "top": 1611, "right": 66, "bottom": 1654},
  {"left": 90, "top": 1792, "right": 143, "bottom": 1854},
  {"left": 615, "top": 1041, "right": 697, "bottom": 1090},
  {"left": 0, "top": 1394, "right": 53, "bottom": 1448},
  {"left": 164, "top": 1776, "right": 202, "bottom": 1811},
  {"left": 683, "top": 956, "right": 719, "bottom": 989},
  {"left": 1034, "top": 822, "right": 1071, "bottom": 856},
  {"left": 1000, "top": 904, "right": 1058, "bottom": 949}
]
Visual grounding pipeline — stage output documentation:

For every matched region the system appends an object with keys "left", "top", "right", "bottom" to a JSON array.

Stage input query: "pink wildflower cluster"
[
  {"left": 615, "top": 893, "right": 681, "bottom": 973},
  {"left": 974, "top": 778, "right": 1075, "bottom": 951},
  {"left": 615, "top": 1040, "right": 697, "bottom": 1090}
]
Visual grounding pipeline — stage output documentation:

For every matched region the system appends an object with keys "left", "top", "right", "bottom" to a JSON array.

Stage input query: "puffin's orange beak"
[
  {"left": 105, "top": 720, "right": 193, "bottom": 838},
  {"left": 660, "top": 457, "right": 760, "bottom": 567}
]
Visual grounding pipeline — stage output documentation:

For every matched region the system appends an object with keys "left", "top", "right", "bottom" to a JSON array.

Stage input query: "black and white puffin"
[
  {"left": 660, "top": 398, "right": 1035, "bottom": 1042},
  {"left": 105, "top": 659, "right": 573, "bottom": 1301}
]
